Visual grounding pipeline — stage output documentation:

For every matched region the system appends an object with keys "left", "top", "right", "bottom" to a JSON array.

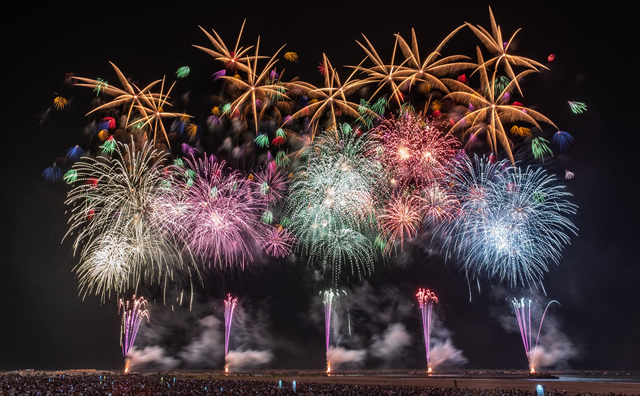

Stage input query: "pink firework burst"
[
  {"left": 262, "top": 225, "right": 296, "bottom": 258},
  {"left": 162, "top": 155, "right": 267, "bottom": 268},
  {"left": 252, "top": 165, "right": 288, "bottom": 204},
  {"left": 374, "top": 113, "right": 459, "bottom": 188}
]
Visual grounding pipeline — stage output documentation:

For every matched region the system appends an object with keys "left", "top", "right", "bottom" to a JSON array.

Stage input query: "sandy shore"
[{"left": 201, "top": 374, "right": 640, "bottom": 394}]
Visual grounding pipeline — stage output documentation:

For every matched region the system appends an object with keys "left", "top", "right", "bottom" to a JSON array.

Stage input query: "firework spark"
[
  {"left": 119, "top": 296, "right": 150, "bottom": 357},
  {"left": 262, "top": 225, "right": 295, "bottom": 258},
  {"left": 568, "top": 101, "right": 587, "bottom": 114},
  {"left": 378, "top": 193, "right": 423, "bottom": 253},
  {"left": 511, "top": 298, "right": 559, "bottom": 372},
  {"left": 321, "top": 289, "right": 346, "bottom": 369},
  {"left": 224, "top": 294, "right": 238, "bottom": 357},
  {"left": 467, "top": 6, "right": 549, "bottom": 96},
  {"left": 417, "top": 288, "right": 438, "bottom": 369}
]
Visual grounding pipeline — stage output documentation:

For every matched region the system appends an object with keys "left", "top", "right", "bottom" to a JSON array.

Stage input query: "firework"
[
  {"left": 422, "top": 182, "right": 459, "bottom": 226},
  {"left": 373, "top": 113, "right": 459, "bottom": 188},
  {"left": 53, "top": 96, "right": 68, "bottom": 110},
  {"left": 321, "top": 289, "right": 346, "bottom": 371},
  {"left": 550, "top": 131, "right": 574, "bottom": 152},
  {"left": 286, "top": 125, "right": 383, "bottom": 283},
  {"left": 284, "top": 52, "right": 299, "bottom": 62},
  {"left": 157, "top": 154, "right": 267, "bottom": 268},
  {"left": 261, "top": 225, "right": 295, "bottom": 258},
  {"left": 568, "top": 101, "right": 587, "bottom": 114},
  {"left": 353, "top": 34, "right": 410, "bottom": 104},
  {"left": 531, "top": 137, "right": 553, "bottom": 161},
  {"left": 132, "top": 77, "right": 188, "bottom": 148},
  {"left": 74, "top": 62, "right": 163, "bottom": 130},
  {"left": 65, "top": 142, "right": 187, "bottom": 300},
  {"left": 216, "top": 38, "right": 289, "bottom": 133},
  {"left": 119, "top": 296, "right": 150, "bottom": 358},
  {"left": 65, "top": 146, "right": 84, "bottom": 162},
  {"left": 224, "top": 294, "right": 237, "bottom": 357},
  {"left": 42, "top": 163, "right": 62, "bottom": 183},
  {"left": 511, "top": 298, "right": 559, "bottom": 372},
  {"left": 417, "top": 288, "right": 438, "bottom": 369},
  {"left": 287, "top": 54, "right": 372, "bottom": 137},
  {"left": 393, "top": 27, "right": 474, "bottom": 94},
  {"left": 176, "top": 66, "right": 190, "bottom": 78},
  {"left": 445, "top": 60, "right": 557, "bottom": 163},
  {"left": 435, "top": 155, "right": 577, "bottom": 288},
  {"left": 253, "top": 165, "right": 288, "bottom": 204},
  {"left": 378, "top": 193, "right": 423, "bottom": 253},
  {"left": 194, "top": 20, "right": 254, "bottom": 74},
  {"left": 467, "top": 6, "right": 549, "bottom": 97}
]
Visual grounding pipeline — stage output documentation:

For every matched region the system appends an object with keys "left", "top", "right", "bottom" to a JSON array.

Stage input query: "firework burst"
[
  {"left": 373, "top": 113, "right": 459, "bottom": 188},
  {"left": 261, "top": 225, "right": 295, "bottom": 258},
  {"left": 286, "top": 125, "right": 384, "bottom": 283},
  {"left": 436, "top": 155, "right": 577, "bottom": 288},
  {"left": 158, "top": 154, "right": 267, "bottom": 268},
  {"left": 378, "top": 193, "right": 423, "bottom": 253},
  {"left": 65, "top": 142, "right": 186, "bottom": 300}
]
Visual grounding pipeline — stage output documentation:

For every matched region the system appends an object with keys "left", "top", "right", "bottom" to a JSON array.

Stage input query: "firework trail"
[
  {"left": 511, "top": 298, "right": 559, "bottom": 372},
  {"left": 224, "top": 294, "right": 238, "bottom": 357},
  {"left": 321, "top": 289, "right": 346, "bottom": 371},
  {"left": 119, "top": 296, "right": 150, "bottom": 358},
  {"left": 416, "top": 288, "right": 438, "bottom": 369}
]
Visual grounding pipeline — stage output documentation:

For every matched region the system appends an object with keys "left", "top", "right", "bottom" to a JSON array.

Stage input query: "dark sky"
[{"left": 2, "top": 1, "right": 638, "bottom": 371}]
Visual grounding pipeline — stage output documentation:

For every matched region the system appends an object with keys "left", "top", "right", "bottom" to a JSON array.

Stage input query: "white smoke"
[
  {"left": 225, "top": 350, "right": 273, "bottom": 370},
  {"left": 128, "top": 346, "right": 179, "bottom": 370},
  {"left": 429, "top": 338, "right": 468, "bottom": 369},
  {"left": 128, "top": 298, "right": 277, "bottom": 370},
  {"left": 529, "top": 318, "right": 579, "bottom": 369},
  {"left": 326, "top": 346, "right": 366, "bottom": 369},
  {"left": 178, "top": 315, "right": 225, "bottom": 367},
  {"left": 370, "top": 323, "right": 411, "bottom": 359}
]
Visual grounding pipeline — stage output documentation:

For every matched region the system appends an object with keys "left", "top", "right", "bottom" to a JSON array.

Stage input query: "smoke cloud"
[
  {"left": 428, "top": 311, "right": 468, "bottom": 369},
  {"left": 529, "top": 317, "right": 580, "bottom": 368},
  {"left": 429, "top": 338, "right": 468, "bottom": 369},
  {"left": 127, "top": 298, "right": 274, "bottom": 370},
  {"left": 225, "top": 350, "right": 273, "bottom": 370},
  {"left": 326, "top": 346, "right": 366, "bottom": 369},
  {"left": 178, "top": 315, "right": 225, "bottom": 367},
  {"left": 369, "top": 323, "right": 411, "bottom": 360},
  {"left": 128, "top": 346, "right": 179, "bottom": 370}
]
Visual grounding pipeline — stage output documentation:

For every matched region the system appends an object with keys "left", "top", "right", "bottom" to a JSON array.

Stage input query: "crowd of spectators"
[{"left": 0, "top": 375, "right": 635, "bottom": 396}]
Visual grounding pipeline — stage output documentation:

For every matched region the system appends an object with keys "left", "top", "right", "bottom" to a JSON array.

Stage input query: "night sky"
[{"left": 2, "top": 1, "right": 638, "bottom": 371}]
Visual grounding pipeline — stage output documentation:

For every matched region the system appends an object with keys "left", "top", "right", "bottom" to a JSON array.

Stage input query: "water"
[{"left": 551, "top": 375, "right": 640, "bottom": 383}]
